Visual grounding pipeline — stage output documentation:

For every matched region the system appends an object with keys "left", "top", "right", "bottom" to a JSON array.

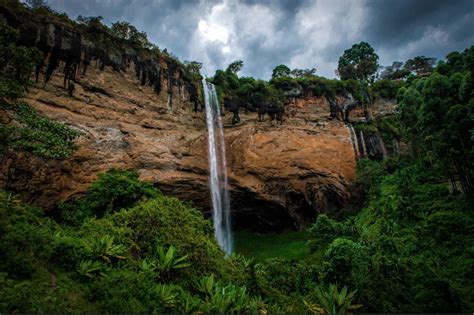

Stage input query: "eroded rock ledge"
[
  {"left": 1, "top": 61, "right": 356, "bottom": 230},
  {"left": 0, "top": 7, "right": 357, "bottom": 230}
]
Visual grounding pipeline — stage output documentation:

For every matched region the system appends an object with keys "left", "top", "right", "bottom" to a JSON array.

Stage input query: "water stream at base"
[{"left": 202, "top": 79, "right": 233, "bottom": 255}]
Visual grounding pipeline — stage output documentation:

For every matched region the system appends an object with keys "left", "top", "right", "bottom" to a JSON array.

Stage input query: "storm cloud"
[{"left": 46, "top": 0, "right": 474, "bottom": 79}]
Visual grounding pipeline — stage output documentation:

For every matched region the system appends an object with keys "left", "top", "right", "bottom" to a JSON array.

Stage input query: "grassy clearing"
[{"left": 234, "top": 230, "right": 311, "bottom": 261}]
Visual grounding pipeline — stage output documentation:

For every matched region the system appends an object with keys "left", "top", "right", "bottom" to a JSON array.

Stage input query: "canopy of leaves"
[
  {"left": 271, "top": 64, "right": 291, "bottom": 79},
  {"left": 397, "top": 45, "right": 474, "bottom": 192},
  {"left": 211, "top": 62, "right": 284, "bottom": 111},
  {"left": 404, "top": 55, "right": 437, "bottom": 76},
  {"left": 337, "top": 41, "right": 379, "bottom": 82}
]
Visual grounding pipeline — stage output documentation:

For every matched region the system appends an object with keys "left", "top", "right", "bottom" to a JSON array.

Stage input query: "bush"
[
  {"left": 372, "top": 79, "right": 403, "bottom": 99},
  {"left": 0, "top": 102, "right": 80, "bottom": 159},
  {"left": 322, "top": 238, "right": 369, "bottom": 288},
  {"left": 307, "top": 214, "right": 348, "bottom": 252},
  {"left": 59, "top": 169, "right": 160, "bottom": 224}
]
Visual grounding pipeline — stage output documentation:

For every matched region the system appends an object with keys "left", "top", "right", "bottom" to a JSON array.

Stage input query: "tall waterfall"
[{"left": 202, "top": 79, "right": 233, "bottom": 255}]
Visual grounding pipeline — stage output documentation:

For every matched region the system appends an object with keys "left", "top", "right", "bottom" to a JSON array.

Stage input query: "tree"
[
  {"left": 271, "top": 64, "right": 291, "bottom": 79},
  {"left": 380, "top": 61, "right": 411, "bottom": 80},
  {"left": 110, "top": 21, "right": 152, "bottom": 49},
  {"left": 226, "top": 60, "right": 243, "bottom": 74},
  {"left": 337, "top": 41, "right": 379, "bottom": 82},
  {"left": 183, "top": 61, "right": 202, "bottom": 74},
  {"left": 290, "top": 67, "right": 317, "bottom": 78},
  {"left": 110, "top": 21, "right": 131, "bottom": 40},
  {"left": 404, "top": 56, "right": 436, "bottom": 76}
]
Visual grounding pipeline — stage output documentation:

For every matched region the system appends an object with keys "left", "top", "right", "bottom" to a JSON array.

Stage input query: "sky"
[{"left": 46, "top": 0, "right": 474, "bottom": 79}]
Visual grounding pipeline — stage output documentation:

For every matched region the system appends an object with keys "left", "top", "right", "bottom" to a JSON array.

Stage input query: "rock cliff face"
[
  {"left": 0, "top": 6, "right": 358, "bottom": 230},
  {"left": 0, "top": 61, "right": 357, "bottom": 230}
]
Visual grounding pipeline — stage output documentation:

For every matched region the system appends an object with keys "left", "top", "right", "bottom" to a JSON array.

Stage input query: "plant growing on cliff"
[
  {"left": 0, "top": 102, "right": 79, "bottom": 158},
  {"left": 0, "top": 23, "right": 41, "bottom": 99},
  {"left": 337, "top": 41, "right": 379, "bottom": 82}
]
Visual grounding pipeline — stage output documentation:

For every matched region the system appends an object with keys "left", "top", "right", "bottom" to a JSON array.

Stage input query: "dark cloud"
[
  {"left": 364, "top": 0, "right": 474, "bottom": 65},
  {"left": 46, "top": 0, "right": 474, "bottom": 78}
]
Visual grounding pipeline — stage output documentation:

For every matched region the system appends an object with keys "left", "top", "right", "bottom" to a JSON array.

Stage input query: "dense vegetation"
[
  {"left": 211, "top": 41, "right": 408, "bottom": 113},
  {"left": 0, "top": 170, "right": 353, "bottom": 313},
  {"left": 0, "top": 22, "right": 79, "bottom": 159},
  {"left": 0, "top": 1, "right": 473, "bottom": 313}
]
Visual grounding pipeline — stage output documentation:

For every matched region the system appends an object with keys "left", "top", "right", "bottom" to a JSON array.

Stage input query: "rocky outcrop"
[
  {"left": 0, "top": 4, "right": 201, "bottom": 110},
  {"left": 0, "top": 60, "right": 357, "bottom": 230},
  {"left": 0, "top": 4, "right": 360, "bottom": 231}
]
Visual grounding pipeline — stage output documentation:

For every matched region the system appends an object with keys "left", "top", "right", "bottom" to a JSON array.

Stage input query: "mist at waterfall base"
[{"left": 203, "top": 79, "right": 233, "bottom": 255}]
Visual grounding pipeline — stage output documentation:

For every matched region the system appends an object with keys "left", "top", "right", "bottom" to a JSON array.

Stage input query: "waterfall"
[
  {"left": 202, "top": 79, "right": 233, "bottom": 255},
  {"left": 348, "top": 125, "right": 360, "bottom": 159},
  {"left": 393, "top": 139, "right": 400, "bottom": 155},
  {"left": 379, "top": 137, "right": 388, "bottom": 160},
  {"left": 360, "top": 130, "right": 367, "bottom": 158}
]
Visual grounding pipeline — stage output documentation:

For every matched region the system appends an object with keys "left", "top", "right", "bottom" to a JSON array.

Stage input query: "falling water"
[
  {"left": 347, "top": 125, "right": 360, "bottom": 159},
  {"left": 360, "top": 130, "right": 367, "bottom": 158},
  {"left": 202, "top": 79, "right": 233, "bottom": 255},
  {"left": 379, "top": 137, "right": 388, "bottom": 160}
]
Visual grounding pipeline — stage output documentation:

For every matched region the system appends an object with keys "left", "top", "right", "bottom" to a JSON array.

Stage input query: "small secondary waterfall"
[
  {"left": 202, "top": 79, "right": 233, "bottom": 255},
  {"left": 360, "top": 130, "right": 367, "bottom": 158},
  {"left": 347, "top": 125, "right": 360, "bottom": 159}
]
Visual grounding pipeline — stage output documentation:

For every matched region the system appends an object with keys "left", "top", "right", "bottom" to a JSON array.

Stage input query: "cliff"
[{"left": 0, "top": 4, "right": 361, "bottom": 230}]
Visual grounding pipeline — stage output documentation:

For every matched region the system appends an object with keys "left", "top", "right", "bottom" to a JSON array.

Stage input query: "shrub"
[
  {"left": 59, "top": 168, "right": 160, "bottom": 225},
  {"left": 322, "top": 238, "right": 369, "bottom": 288},
  {"left": 0, "top": 102, "right": 80, "bottom": 159},
  {"left": 307, "top": 214, "right": 348, "bottom": 252}
]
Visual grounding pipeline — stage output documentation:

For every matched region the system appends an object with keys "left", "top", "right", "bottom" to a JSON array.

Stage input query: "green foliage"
[
  {"left": 371, "top": 78, "right": 404, "bottom": 99},
  {"left": 183, "top": 60, "right": 203, "bottom": 84},
  {"left": 337, "top": 161, "right": 473, "bottom": 312},
  {"left": 272, "top": 64, "right": 291, "bottom": 79},
  {"left": 290, "top": 67, "right": 317, "bottom": 78},
  {"left": 379, "top": 61, "right": 411, "bottom": 80},
  {"left": 156, "top": 245, "right": 191, "bottom": 279},
  {"left": 226, "top": 60, "right": 244, "bottom": 74},
  {"left": 0, "top": 22, "right": 79, "bottom": 159},
  {"left": 404, "top": 55, "right": 437, "bottom": 76},
  {"left": 304, "top": 284, "right": 362, "bottom": 315},
  {"left": 322, "top": 238, "right": 368, "bottom": 287},
  {"left": 235, "top": 230, "right": 310, "bottom": 261},
  {"left": 337, "top": 41, "right": 379, "bottom": 82},
  {"left": 88, "top": 235, "right": 126, "bottom": 263},
  {"left": 211, "top": 66, "right": 284, "bottom": 110},
  {"left": 307, "top": 215, "right": 352, "bottom": 252},
  {"left": 110, "top": 21, "right": 152, "bottom": 49},
  {"left": 0, "top": 22, "right": 41, "bottom": 99},
  {"left": 0, "top": 102, "right": 79, "bottom": 159},
  {"left": 253, "top": 257, "right": 320, "bottom": 311},
  {"left": 0, "top": 180, "right": 247, "bottom": 313},
  {"left": 397, "top": 46, "right": 474, "bottom": 192},
  {"left": 195, "top": 274, "right": 254, "bottom": 314},
  {"left": 271, "top": 75, "right": 367, "bottom": 103},
  {"left": 59, "top": 168, "right": 160, "bottom": 225}
]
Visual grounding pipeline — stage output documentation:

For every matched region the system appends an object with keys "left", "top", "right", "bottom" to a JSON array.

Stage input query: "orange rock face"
[{"left": 0, "top": 65, "right": 356, "bottom": 230}]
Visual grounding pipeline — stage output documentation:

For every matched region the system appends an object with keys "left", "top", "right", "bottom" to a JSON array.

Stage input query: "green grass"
[{"left": 234, "top": 230, "right": 310, "bottom": 262}]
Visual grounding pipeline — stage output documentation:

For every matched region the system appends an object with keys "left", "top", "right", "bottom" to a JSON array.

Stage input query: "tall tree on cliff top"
[
  {"left": 404, "top": 56, "right": 437, "bottom": 76},
  {"left": 226, "top": 60, "right": 244, "bottom": 74},
  {"left": 272, "top": 64, "right": 291, "bottom": 79},
  {"left": 337, "top": 41, "right": 379, "bottom": 82}
]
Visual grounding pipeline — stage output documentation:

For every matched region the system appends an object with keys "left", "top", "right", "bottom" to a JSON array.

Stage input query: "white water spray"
[
  {"left": 348, "top": 125, "right": 360, "bottom": 159},
  {"left": 202, "top": 79, "right": 233, "bottom": 255}
]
